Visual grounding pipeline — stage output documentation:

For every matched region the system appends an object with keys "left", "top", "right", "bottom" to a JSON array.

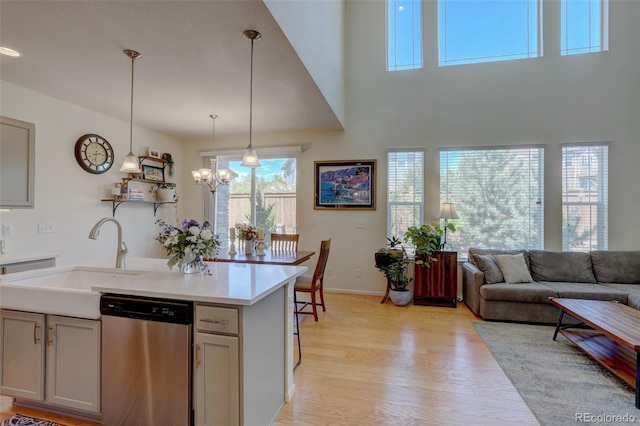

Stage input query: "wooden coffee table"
[{"left": 551, "top": 298, "right": 640, "bottom": 408}]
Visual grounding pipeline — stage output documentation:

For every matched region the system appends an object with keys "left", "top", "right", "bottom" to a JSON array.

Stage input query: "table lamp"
[{"left": 438, "top": 202, "right": 459, "bottom": 250}]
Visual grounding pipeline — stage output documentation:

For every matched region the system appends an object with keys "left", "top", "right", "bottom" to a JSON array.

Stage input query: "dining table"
[{"left": 212, "top": 250, "right": 315, "bottom": 266}]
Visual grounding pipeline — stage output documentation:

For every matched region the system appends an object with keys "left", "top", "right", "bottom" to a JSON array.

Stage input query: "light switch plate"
[{"left": 2, "top": 224, "right": 14, "bottom": 235}]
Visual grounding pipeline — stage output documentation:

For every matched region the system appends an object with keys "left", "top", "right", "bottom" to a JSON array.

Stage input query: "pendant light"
[
  {"left": 119, "top": 49, "right": 142, "bottom": 173},
  {"left": 191, "top": 114, "right": 232, "bottom": 193},
  {"left": 240, "top": 30, "right": 262, "bottom": 168}
]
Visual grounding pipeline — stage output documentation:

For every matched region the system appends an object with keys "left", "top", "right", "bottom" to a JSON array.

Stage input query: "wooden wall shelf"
[{"left": 101, "top": 199, "right": 175, "bottom": 217}]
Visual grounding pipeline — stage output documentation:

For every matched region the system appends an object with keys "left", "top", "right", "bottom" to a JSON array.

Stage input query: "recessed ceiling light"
[{"left": 0, "top": 47, "right": 22, "bottom": 57}]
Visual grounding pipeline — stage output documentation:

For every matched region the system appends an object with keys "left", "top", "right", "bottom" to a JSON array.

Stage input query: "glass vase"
[
  {"left": 181, "top": 262, "right": 200, "bottom": 274},
  {"left": 243, "top": 239, "right": 255, "bottom": 254}
]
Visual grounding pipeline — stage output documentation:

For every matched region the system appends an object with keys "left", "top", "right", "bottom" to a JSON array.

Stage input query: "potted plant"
[
  {"left": 151, "top": 182, "right": 176, "bottom": 203},
  {"left": 374, "top": 236, "right": 404, "bottom": 268},
  {"left": 403, "top": 222, "right": 449, "bottom": 265},
  {"left": 375, "top": 248, "right": 413, "bottom": 306},
  {"left": 162, "top": 152, "right": 174, "bottom": 177}
]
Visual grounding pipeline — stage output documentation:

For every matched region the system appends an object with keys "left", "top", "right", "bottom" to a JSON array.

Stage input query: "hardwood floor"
[{"left": 1, "top": 293, "right": 539, "bottom": 425}]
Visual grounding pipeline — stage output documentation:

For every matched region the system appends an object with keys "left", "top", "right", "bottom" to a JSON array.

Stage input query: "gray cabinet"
[
  {"left": 0, "top": 116, "right": 35, "bottom": 209},
  {"left": 0, "top": 310, "right": 101, "bottom": 414}
]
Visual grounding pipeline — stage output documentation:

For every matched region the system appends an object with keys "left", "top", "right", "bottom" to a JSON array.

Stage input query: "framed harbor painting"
[{"left": 314, "top": 159, "right": 376, "bottom": 210}]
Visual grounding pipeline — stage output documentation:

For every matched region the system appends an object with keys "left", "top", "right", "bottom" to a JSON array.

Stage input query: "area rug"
[
  {"left": 1, "top": 414, "right": 64, "bottom": 426},
  {"left": 473, "top": 321, "right": 638, "bottom": 425}
]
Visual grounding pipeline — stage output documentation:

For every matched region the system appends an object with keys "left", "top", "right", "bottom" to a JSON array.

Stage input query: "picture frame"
[
  {"left": 142, "top": 164, "right": 165, "bottom": 182},
  {"left": 147, "top": 147, "right": 161, "bottom": 159},
  {"left": 314, "top": 159, "right": 376, "bottom": 210}
]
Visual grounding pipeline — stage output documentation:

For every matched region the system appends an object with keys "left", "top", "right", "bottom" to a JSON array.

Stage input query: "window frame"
[
  {"left": 387, "top": 149, "right": 425, "bottom": 244},
  {"left": 439, "top": 145, "right": 545, "bottom": 255},
  {"left": 437, "top": 0, "right": 542, "bottom": 67},
  {"left": 561, "top": 142, "right": 609, "bottom": 252},
  {"left": 387, "top": 0, "right": 423, "bottom": 71},
  {"left": 561, "top": 0, "right": 609, "bottom": 56}
]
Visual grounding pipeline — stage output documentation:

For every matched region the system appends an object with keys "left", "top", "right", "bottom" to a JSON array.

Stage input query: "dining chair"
[
  {"left": 295, "top": 239, "right": 331, "bottom": 321},
  {"left": 270, "top": 233, "right": 299, "bottom": 252}
]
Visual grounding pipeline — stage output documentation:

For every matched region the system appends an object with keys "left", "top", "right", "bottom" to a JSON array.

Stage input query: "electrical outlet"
[
  {"left": 311, "top": 221, "right": 317, "bottom": 229},
  {"left": 354, "top": 268, "right": 361, "bottom": 278},
  {"left": 2, "top": 224, "right": 14, "bottom": 235},
  {"left": 327, "top": 267, "right": 333, "bottom": 276},
  {"left": 38, "top": 223, "right": 55, "bottom": 234},
  {"left": 355, "top": 221, "right": 365, "bottom": 229}
]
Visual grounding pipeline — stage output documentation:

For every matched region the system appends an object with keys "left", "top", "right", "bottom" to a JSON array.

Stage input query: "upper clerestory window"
[
  {"left": 438, "top": 0, "right": 541, "bottom": 67},
  {"left": 387, "top": 0, "right": 423, "bottom": 71},
  {"left": 561, "top": 0, "right": 608, "bottom": 56}
]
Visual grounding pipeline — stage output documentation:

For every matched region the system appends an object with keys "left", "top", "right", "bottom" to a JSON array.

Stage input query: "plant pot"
[
  {"left": 156, "top": 188, "right": 175, "bottom": 202},
  {"left": 375, "top": 252, "right": 392, "bottom": 268},
  {"left": 389, "top": 289, "right": 412, "bottom": 306}
]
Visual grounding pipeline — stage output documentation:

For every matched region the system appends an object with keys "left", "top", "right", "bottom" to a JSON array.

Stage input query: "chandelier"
[{"left": 191, "top": 114, "right": 232, "bottom": 193}]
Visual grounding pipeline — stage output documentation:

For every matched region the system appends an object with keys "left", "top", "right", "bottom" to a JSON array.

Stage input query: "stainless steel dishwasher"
[{"left": 100, "top": 294, "right": 193, "bottom": 426}]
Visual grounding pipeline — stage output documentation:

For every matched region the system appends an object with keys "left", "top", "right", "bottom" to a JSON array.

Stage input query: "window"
[
  {"left": 561, "top": 0, "right": 608, "bottom": 56},
  {"left": 208, "top": 156, "right": 297, "bottom": 250},
  {"left": 440, "top": 146, "right": 544, "bottom": 255},
  {"left": 438, "top": 0, "right": 540, "bottom": 67},
  {"left": 387, "top": 150, "right": 424, "bottom": 242},
  {"left": 387, "top": 0, "right": 422, "bottom": 71},
  {"left": 562, "top": 143, "right": 608, "bottom": 251}
]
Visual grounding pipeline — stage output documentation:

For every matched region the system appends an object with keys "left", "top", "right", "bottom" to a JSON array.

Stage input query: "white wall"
[
  {"left": 183, "top": 0, "right": 640, "bottom": 297},
  {"left": 0, "top": 81, "right": 184, "bottom": 266}
]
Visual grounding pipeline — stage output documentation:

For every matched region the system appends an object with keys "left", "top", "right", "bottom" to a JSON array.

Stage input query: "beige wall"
[{"left": 0, "top": 81, "right": 184, "bottom": 266}]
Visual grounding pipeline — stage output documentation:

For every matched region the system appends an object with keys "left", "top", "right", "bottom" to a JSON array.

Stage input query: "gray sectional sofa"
[{"left": 462, "top": 249, "right": 640, "bottom": 323}]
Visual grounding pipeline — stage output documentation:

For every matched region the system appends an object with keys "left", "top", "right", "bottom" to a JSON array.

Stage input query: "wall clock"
[{"left": 74, "top": 133, "right": 114, "bottom": 174}]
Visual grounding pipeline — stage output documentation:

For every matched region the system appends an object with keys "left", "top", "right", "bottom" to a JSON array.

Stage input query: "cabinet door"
[
  {"left": 195, "top": 332, "right": 239, "bottom": 426},
  {"left": 46, "top": 316, "right": 101, "bottom": 413},
  {"left": 0, "top": 310, "right": 45, "bottom": 400}
]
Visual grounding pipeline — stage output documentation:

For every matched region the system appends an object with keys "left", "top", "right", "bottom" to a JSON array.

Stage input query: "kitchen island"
[{"left": 0, "top": 257, "right": 307, "bottom": 426}]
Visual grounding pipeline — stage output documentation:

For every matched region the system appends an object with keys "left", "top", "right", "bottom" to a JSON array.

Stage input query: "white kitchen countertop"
[
  {"left": 89, "top": 257, "right": 307, "bottom": 306},
  {"left": 0, "top": 252, "right": 59, "bottom": 265}
]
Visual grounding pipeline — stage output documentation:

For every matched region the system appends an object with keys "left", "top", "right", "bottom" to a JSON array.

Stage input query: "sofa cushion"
[
  {"left": 469, "top": 248, "right": 531, "bottom": 270},
  {"left": 471, "top": 254, "right": 504, "bottom": 284},
  {"left": 480, "top": 282, "right": 557, "bottom": 303},
  {"left": 541, "top": 282, "right": 628, "bottom": 303},
  {"left": 494, "top": 254, "right": 534, "bottom": 284},
  {"left": 529, "top": 250, "right": 596, "bottom": 283},
  {"left": 627, "top": 293, "right": 640, "bottom": 310},
  {"left": 590, "top": 251, "right": 640, "bottom": 283},
  {"left": 602, "top": 283, "right": 640, "bottom": 294}
]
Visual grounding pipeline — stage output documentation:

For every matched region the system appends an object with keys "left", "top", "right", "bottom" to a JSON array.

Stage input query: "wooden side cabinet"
[{"left": 414, "top": 251, "right": 457, "bottom": 307}]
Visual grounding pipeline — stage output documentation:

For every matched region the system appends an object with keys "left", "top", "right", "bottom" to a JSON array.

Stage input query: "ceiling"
[{"left": 0, "top": 1, "right": 343, "bottom": 140}]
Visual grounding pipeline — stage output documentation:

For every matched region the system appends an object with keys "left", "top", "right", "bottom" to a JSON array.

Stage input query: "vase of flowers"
[
  {"left": 235, "top": 223, "right": 258, "bottom": 253},
  {"left": 155, "top": 219, "right": 220, "bottom": 274}
]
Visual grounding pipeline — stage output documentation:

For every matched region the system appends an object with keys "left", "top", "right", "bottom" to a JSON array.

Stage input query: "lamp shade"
[
  {"left": 438, "top": 202, "right": 459, "bottom": 220},
  {"left": 119, "top": 152, "right": 141, "bottom": 173},
  {"left": 240, "top": 146, "right": 261, "bottom": 168}
]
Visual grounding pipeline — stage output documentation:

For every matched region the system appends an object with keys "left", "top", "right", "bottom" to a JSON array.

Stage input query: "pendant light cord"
[
  {"left": 129, "top": 54, "right": 135, "bottom": 153},
  {"left": 248, "top": 37, "right": 254, "bottom": 150}
]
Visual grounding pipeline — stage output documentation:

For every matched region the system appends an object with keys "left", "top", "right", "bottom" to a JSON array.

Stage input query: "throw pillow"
[
  {"left": 494, "top": 253, "right": 534, "bottom": 284},
  {"left": 471, "top": 254, "right": 504, "bottom": 284}
]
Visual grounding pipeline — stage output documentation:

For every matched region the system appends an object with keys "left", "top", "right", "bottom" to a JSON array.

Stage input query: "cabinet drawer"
[{"left": 195, "top": 306, "right": 238, "bottom": 335}]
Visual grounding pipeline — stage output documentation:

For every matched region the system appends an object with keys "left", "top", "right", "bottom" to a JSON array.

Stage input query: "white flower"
[
  {"left": 189, "top": 226, "right": 199, "bottom": 236},
  {"left": 201, "top": 229, "right": 213, "bottom": 240}
]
